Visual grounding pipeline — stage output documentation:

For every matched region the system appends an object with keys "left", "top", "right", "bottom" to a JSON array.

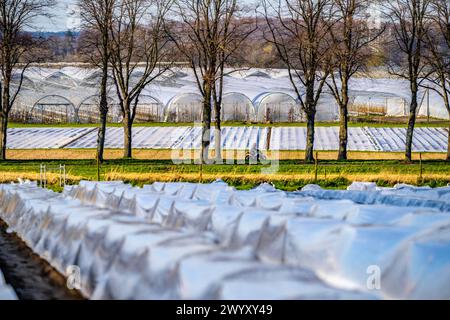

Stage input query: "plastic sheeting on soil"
[
  {"left": 1, "top": 181, "right": 450, "bottom": 300},
  {"left": 0, "top": 269, "right": 17, "bottom": 300},
  {"left": 365, "top": 127, "right": 449, "bottom": 153},
  {"left": 172, "top": 126, "right": 268, "bottom": 150},
  {"left": 6, "top": 128, "right": 97, "bottom": 149},
  {"left": 60, "top": 127, "right": 268, "bottom": 150},
  {"left": 5, "top": 126, "right": 448, "bottom": 152},
  {"left": 269, "top": 127, "right": 449, "bottom": 152},
  {"left": 65, "top": 127, "right": 193, "bottom": 149}
]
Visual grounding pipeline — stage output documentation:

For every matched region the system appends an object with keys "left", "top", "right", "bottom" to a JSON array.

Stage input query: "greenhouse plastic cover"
[
  {"left": 5, "top": 126, "right": 448, "bottom": 153},
  {"left": 1, "top": 181, "right": 450, "bottom": 300},
  {"left": 9, "top": 67, "right": 450, "bottom": 120}
]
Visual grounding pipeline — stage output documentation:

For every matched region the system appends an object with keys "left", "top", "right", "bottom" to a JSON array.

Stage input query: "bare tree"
[
  {"left": 263, "top": 0, "right": 335, "bottom": 162},
  {"left": 383, "top": 0, "right": 431, "bottom": 162},
  {"left": 79, "top": 0, "right": 115, "bottom": 163},
  {"left": 424, "top": 0, "right": 450, "bottom": 160},
  {"left": 170, "top": 0, "right": 253, "bottom": 163},
  {"left": 109, "top": 0, "right": 172, "bottom": 158},
  {"left": 211, "top": 2, "right": 256, "bottom": 161},
  {"left": 327, "top": 0, "right": 384, "bottom": 160},
  {"left": 0, "top": 0, "right": 54, "bottom": 160}
]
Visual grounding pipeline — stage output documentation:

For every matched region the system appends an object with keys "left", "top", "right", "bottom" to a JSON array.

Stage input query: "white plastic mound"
[
  {"left": 0, "top": 269, "right": 17, "bottom": 300},
  {"left": 347, "top": 182, "right": 378, "bottom": 191},
  {"left": 300, "top": 183, "right": 450, "bottom": 212},
  {"left": 1, "top": 181, "right": 450, "bottom": 300}
]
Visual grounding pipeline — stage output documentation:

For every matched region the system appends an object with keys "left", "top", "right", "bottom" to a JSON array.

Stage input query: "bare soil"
[{"left": 0, "top": 219, "right": 85, "bottom": 300}]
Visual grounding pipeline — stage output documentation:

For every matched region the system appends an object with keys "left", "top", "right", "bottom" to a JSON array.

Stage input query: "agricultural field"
[
  {"left": 4, "top": 126, "right": 449, "bottom": 153},
  {"left": 3, "top": 0, "right": 450, "bottom": 306},
  {"left": 2, "top": 69, "right": 450, "bottom": 302}
]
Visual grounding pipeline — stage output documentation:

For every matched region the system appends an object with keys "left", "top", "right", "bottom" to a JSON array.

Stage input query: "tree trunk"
[
  {"left": 123, "top": 111, "right": 132, "bottom": 159},
  {"left": 0, "top": 115, "right": 7, "bottom": 161},
  {"left": 405, "top": 90, "right": 418, "bottom": 163},
  {"left": 214, "top": 101, "right": 222, "bottom": 162},
  {"left": 201, "top": 87, "right": 212, "bottom": 164},
  {"left": 0, "top": 79, "right": 11, "bottom": 161},
  {"left": 338, "top": 104, "right": 348, "bottom": 161},
  {"left": 337, "top": 75, "right": 350, "bottom": 161},
  {"left": 97, "top": 109, "right": 107, "bottom": 163},
  {"left": 97, "top": 57, "right": 109, "bottom": 164},
  {"left": 305, "top": 112, "right": 315, "bottom": 163},
  {"left": 447, "top": 117, "right": 450, "bottom": 161}
]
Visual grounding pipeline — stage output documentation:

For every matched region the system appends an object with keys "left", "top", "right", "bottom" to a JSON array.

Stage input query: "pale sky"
[
  {"left": 30, "top": 0, "right": 79, "bottom": 32},
  {"left": 30, "top": 0, "right": 381, "bottom": 32}
]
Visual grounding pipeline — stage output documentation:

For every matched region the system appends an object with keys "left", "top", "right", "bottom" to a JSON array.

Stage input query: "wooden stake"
[
  {"left": 97, "top": 152, "right": 101, "bottom": 182},
  {"left": 419, "top": 152, "right": 423, "bottom": 183},
  {"left": 314, "top": 152, "right": 319, "bottom": 183}
]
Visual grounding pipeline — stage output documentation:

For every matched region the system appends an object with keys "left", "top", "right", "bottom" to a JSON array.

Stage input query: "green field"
[
  {"left": 4, "top": 114, "right": 450, "bottom": 190},
  {"left": 1, "top": 159, "right": 449, "bottom": 191}
]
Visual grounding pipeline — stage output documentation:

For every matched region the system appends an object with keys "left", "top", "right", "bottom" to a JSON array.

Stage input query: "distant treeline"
[{"left": 31, "top": 21, "right": 387, "bottom": 69}]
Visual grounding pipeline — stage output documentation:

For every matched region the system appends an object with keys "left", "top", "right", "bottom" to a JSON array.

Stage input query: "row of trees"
[
  {"left": 264, "top": 0, "right": 450, "bottom": 163},
  {"left": 80, "top": 0, "right": 172, "bottom": 161},
  {"left": 1, "top": 0, "right": 450, "bottom": 163},
  {"left": 0, "top": 0, "right": 55, "bottom": 160},
  {"left": 74, "top": 0, "right": 255, "bottom": 163}
]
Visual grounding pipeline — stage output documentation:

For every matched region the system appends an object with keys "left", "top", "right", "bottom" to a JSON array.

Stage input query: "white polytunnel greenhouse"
[
  {"left": 254, "top": 92, "right": 303, "bottom": 123},
  {"left": 11, "top": 74, "right": 36, "bottom": 90},
  {"left": 165, "top": 92, "right": 204, "bottom": 122},
  {"left": 214, "top": 92, "right": 256, "bottom": 122},
  {"left": 77, "top": 95, "right": 123, "bottom": 124},
  {"left": 315, "top": 93, "right": 340, "bottom": 122},
  {"left": 133, "top": 95, "right": 165, "bottom": 123},
  {"left": 245, "top": 70, "right": 272, "bottom": 79},
  {"left": 349, "top": 92, "right": 407, "bottom": 117},
  {"left": 76, "top": 94, "right": 165, "bottom": 124},
  {"left": 155, "top": 70, "right": 189, "bottom": 87},
  {"left": 28, "top": 95, "right": 77, "bottom": 124},
  {"left": 9, "top": 90, "right": 34, "bottom": 123},
  {"left": 79, "top": 70, "right": 105, "bottom": 88},
  {"left": 43, "top": 71, "right": 78, "bottom": 88},
  {"left": 5, "top": 67, "right": 450, "bottom": 125}
]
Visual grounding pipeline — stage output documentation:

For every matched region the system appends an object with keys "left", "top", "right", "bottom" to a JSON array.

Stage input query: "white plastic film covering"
[
  {"left": 5, "top": 126, "right": 449, "bottom": 152},
  {"left": 1, "top": 181, "right": 450, "bottom": 300}
]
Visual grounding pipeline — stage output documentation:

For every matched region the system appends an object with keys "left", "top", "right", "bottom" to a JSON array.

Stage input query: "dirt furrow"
[{"left": 0, "top": 219, "right": 85, "bottom": 300}]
